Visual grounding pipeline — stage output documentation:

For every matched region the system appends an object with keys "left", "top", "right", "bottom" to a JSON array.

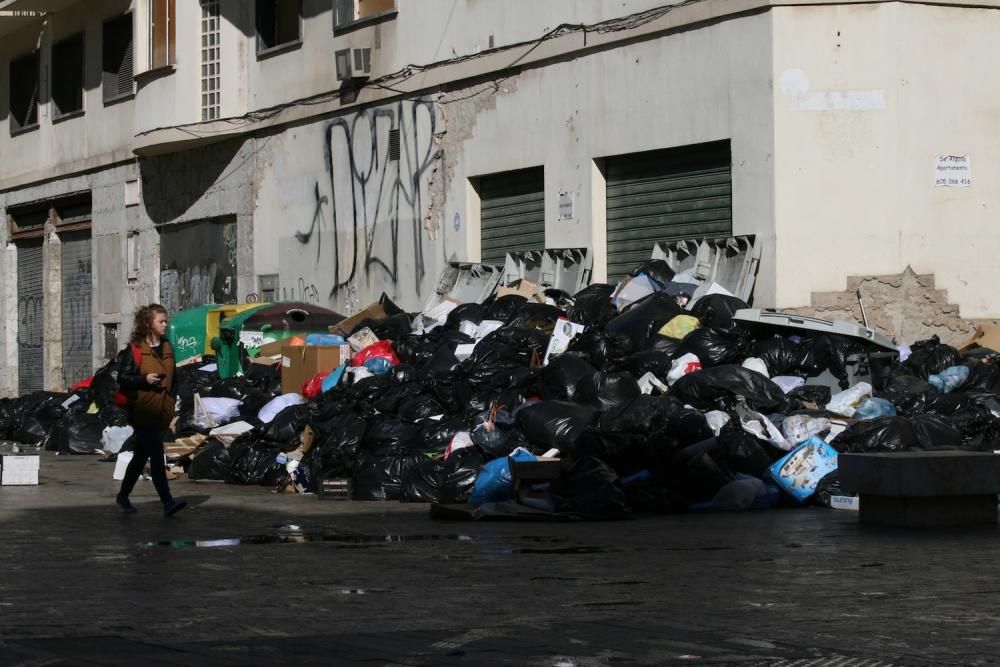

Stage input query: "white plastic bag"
[
  {"left": 738, "top": 407, "right": 792, "bottom": 451},
  {"left": 101, "top": 426, "right": 133, "bottom": 454},
  {"left": 771, "top": 376, "right": 806, "bottom": 394},
  {"left": 667, "top": 353, "right": 702, "bottom": 385},
  {"left": 741, "top": 357, "right": 770, "bottom": 378},
  {"left": 196, "top": 396, "right": 242, "bottom": 428},
  {"left": 826, "top": 382, "right": 873, "bottom": 417},
  {"left": 704, "top": 410, "right": 731, "bottom": 436},
  {"left": 782, "top": 414, "right": 832, "bottom": 445},
  {"left": 258, "top": 393, "right": 306, "bottom": 424}
]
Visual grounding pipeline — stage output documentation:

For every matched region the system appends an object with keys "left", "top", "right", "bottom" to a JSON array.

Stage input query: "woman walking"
[{"left": 114, "top": 304, "right": 186, "bottom": 517}]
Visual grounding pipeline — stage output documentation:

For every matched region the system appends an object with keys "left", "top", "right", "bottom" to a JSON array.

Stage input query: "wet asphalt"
[{"left": 1, "top": 450, "right": 998, "bottom": 666}]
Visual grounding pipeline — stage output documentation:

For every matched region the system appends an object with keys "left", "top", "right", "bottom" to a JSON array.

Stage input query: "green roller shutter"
[
  {"left": 606, "top": 140, "right": 732, "bottom": 282},
  {"left": 479, "top": 166, "right": 545, "bottom": 266}
]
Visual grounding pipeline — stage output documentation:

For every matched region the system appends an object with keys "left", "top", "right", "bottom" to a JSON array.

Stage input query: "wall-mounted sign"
[
  {"left": 934, "top": 154, "right": 972, "bottom": 188},
  {"left": 558, "top": 191, "right": 575, "bottom": 220}
]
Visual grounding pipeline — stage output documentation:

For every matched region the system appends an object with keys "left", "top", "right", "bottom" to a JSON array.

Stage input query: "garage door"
[
  {"left": 61, "top": 231, "right": 93, "bottom": 388},
  {"left": 605, "top": 140, "right": 732, "bottom": 282},
  {"left": 479, "top": 166, "right": 545, "bottom": 266},
  {"left": 17, "top": 241, "right": 44, "bottom": 395}
]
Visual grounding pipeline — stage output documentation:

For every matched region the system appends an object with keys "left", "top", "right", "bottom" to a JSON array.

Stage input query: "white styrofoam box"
[{"left": 1, "top": 454, "right": 40, "bottom": 486}]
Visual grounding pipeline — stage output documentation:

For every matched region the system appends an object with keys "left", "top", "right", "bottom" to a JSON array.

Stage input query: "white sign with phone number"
[{"left": 934, "top": 154, "right": 972, "bottom": 187}]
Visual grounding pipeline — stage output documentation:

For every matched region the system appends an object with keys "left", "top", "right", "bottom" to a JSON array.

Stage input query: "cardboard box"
[
  {"left": 281, "top": 344, "right": 352, "bottom": 395},
  {"left": 257, "top": 336, "right": 301, "bottom": 358},
  {"left": 1, "top": 454, "right": 39, "bottom": 485},
  {"left": 961, "top": 325, "right": 1000, "bottom": 354},
  {"left": 332, "top": 303, "right": 387, "bottom": 338},
  {"left": 497, "top": 278, "right": 546, "bottom": 304},
  {"left": 347, "top": 327, "right": 380, "bottom": 353}
]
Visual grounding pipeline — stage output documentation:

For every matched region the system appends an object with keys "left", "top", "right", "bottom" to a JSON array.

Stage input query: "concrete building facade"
[{"left": 0, "top": 0, "right": 998, "bottom": 395}]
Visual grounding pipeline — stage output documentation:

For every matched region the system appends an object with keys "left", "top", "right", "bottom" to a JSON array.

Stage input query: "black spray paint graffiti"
[
  {"left": 17, "top": 296, "right": 43, "bottom": 349},
  {"left": 294, "top": 98, "right": 439, "bottom": 299},
  {"left": 281, "top": 278, "right": 320, "bottom": 305}
]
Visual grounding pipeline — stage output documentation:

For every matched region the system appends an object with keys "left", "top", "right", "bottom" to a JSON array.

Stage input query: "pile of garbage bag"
[{"left": 7, "top": 264, "right": 1000, "bottom": 519}]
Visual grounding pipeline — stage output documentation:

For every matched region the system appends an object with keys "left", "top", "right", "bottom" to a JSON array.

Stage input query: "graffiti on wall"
[
  {"left": 280, "top": 277, "right": 320, "bottom": 305},
  {"left": 291, "top": 98, "right": 439, "bottom": 300},
  {"left": 17, "top": 296, "right": 42, "bottom": 350},
  {"left": 159, "top": 218, "right": 238, "bottom": 313}
]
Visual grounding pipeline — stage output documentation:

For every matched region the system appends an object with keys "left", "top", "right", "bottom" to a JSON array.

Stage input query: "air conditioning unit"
[{"left": 335, "top": 47, "right": 372, "bottom": 81}]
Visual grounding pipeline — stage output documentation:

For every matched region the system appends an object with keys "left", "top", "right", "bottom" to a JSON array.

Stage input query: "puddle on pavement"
[{"left": 138, "top": 529, "right": 574, "bottom": 550}]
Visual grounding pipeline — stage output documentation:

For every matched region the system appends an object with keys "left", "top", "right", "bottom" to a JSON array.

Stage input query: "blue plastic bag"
[
  {"left": 853, "top": 397, "right": 896, "bottom": 420},
  {"left": 322, "top": 364, "right": 347, "bottom": 393},
  {"left": 468, "top": 447, "right": 536, "bottom": 505},
  {"left": 364, "top": 358, "right": 393, "bottom": 375},
  {"left": 305, "top": 333, "right": 346, "bottom": 346},
  {"left": 928, "top": 365, "right": 969, "bottom": 394},
  {"left": 768, "top": 436, "right": 838, "bottom": 503}
]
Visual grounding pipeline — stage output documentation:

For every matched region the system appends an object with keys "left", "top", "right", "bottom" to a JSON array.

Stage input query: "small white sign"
[
  {"left": 558, "top": 192, "right": 575, "bottom": 220},
  {"left": 934, "top": 154, "right": 972, "bottom": 187},
  {"left": 239, "top": 330, "right": 267, "bottom": 348},
  {"left": 543, "top": 317, "right": 586, "bottom": 364}
]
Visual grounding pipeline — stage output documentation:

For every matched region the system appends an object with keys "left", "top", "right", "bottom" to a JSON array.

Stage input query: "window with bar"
[
  {"left": 201, "top": 0, "right": 221, "bottom": 121},
  {"left": 9, "top": 50, "right": 39, "bottom": 133},
  {"left": 52, "top": 33, "right": 85, "bottom": 117},
  {"left": 257, "top": 0, "right": 301, "bottom": 52},
  {"left": 103, "top": 13, "right": 134, "bottom": 102}
]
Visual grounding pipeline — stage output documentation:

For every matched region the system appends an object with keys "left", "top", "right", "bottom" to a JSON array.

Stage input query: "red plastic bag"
[
  {"left": 301, "top": 371, "right": 330, "bottom": 399},
  {"left": 351, "top": 340, "right": 400, "bottom": 368},
  {"left": 70, "top": 376, "right": 94, "bottom": 392}
]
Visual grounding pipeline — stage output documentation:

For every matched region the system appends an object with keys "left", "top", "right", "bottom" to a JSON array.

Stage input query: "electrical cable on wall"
[{"left": 136, "top": 0, "right": 711, "bottom": 138}]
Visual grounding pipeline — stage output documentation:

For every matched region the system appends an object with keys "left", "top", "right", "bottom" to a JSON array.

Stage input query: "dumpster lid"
[
  {"left": 651, "top": 235, "right": 761, "bottom": 303},
  {"left": 732, "top": 308, "right": 899, "bottom": 351},
  {"left": 502, "top": 248, "right": 592, "bottom": 294}
]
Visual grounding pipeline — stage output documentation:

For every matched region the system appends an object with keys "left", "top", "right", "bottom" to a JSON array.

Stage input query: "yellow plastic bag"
[{"left": 658, "top": 315, "right": 701, "bottom": 340}]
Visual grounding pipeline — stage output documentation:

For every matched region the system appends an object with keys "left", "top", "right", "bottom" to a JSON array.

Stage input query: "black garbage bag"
[
  {"left": 812, "top": 471, "right": 845, "bottom": 508},
  {"left": 671, "top": 366, "right": 786, "bottom": 412},
  {"left": 517, "top": 401, "right": 597, "bottom": 453},
  {"left": 0, "top": 398, "right": 15, "bottom": 440},
  {"left": 550, "top": 456, "right": 627, "bottom": 517},
  {"left": 351, "top": 448, "right": 427, "bottom": 501},
  {"left": 208, "top": 377, "right": 271, "bottom": 418},
  {"left": 832, "top": 417, "right": 917, "bottom": 453},
  {"left": 630, "top": 259, "right": 675, "bottom": 287},
  {"left": 689, "top": 294, "right": 749, "bottom": 330},
  {"left": 540, "top": 353, "right": 596, "bottom": 401},
  {"left": 90, "top": 360, "right": 121, "bottom": 410},
  {"left": 261, "top": 403, "right": 311, "bottom": 444},
  {"left": 470, "top": 407, "right": 521, "bottom": 459},
  {"left": 715, "top": 422, "right": 772, "bottom": 477},
  {"left": 226, "top": 435, "right": 287, "bottom": 486},
  {"left": 624, "top": 350, "right": 674, "bottom": 379},
  {"left": 439, "top": 447, "right": 485, "bottom": 504},
  {"left": 962, "top": 360, "right": 1000, "bottom": 394},
  {"left": 398, "top": 394, "right": 445, "bottom": 423},
  {"left": 366, "top": 313, "right": 413, "bottom": 341},
  {"left": 371, "top": 382, "right": 423, "bottom": 415},
  {"left": 509, "top": 303, "right": 565, "bottom": 328},
  {"left": 605, "top": 292, "right": 683, "bottom": 349},
  {"left": 50, "top": 413, "right": 105, "bottom": 454},
  {"left": 569, "top": 283, "right": 617, "bottom": 329},
  {"left": 174, "top": 366, "right": 217, "bottom": 411},
  {"left": 543, "top": 288, "right": 575, "bottom": 310},
  {"left": 813, "top": 334, "right": 868, "bottom": 388},
  {"left": 310, "top": 413, "right": 367, "bottom": 480},
  {"left": 363, "top": 418, "right": 420, "bottom": 451},
  {"left": 401, "top": 458, "right": 446, "bottom": 503},
  {"left": 424, "top": 345, "right": 461, "bottom": 375},
  {"left": 484, "top": 294, "right": 528, "bottom": 321},
  {"left": 599, "top": 394, "right": 675, "bottom": 434},
  {"left": 676, "top": 327, "right": 747, "bottom": 367},
  {"left": 243, "top": 362, "right": 282, "bottom": 396},
  {"left": 566, "top": 330, "right": 633, "bottom": 367},
  {"left": 391, "top": 364, "right": 418, "bottom": 384},
  {"left": 787, "top": 384, "right": 832, "bottom": 408},
  {"left": 98, "top": 404, "right": 130, "bottom": 428},
  {"left": 753, "top": 337, "right": 807, "bottom": 377},
  {"left": 187, "top": 438, "right": 233, "bottom": 481},
  {"left": 421, "top": 416, "right": 467, "bottom": 455},
  {"left": 394, "top": 334, "right": 441, "bottom": 367},
  {"left": 640, "top": 334, "right": 681, "bottom": 357},
  {"left": 575, "top": 372, "right": 641, "bottom": 412},
  {"left": 880, "top": 373, "right": 938, "bottom": 415},
  {"left": 445, "top": 303, "right": 485, "bottom": 330},
  {"left": 910, "top": 413, "right": 964, "bottom": 450},
  {"left": 669, "top": 439, "right": 735, "bottom": 506},
  {"left": 379, "top": 292, "right": 406, "bottom": 317},
  {"left": 12, "top": 391, "right": 69, "bottom": 445},
  {"left": 903, "top": 336, "right": 961, "bottom": 380}
]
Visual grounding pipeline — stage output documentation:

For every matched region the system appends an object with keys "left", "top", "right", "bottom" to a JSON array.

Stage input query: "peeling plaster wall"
[{"left": 772, "top": 3, "right": 1000, "bottom": 318}]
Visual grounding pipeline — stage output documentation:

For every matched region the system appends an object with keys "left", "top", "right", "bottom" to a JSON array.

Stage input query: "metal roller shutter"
[
  {"left": 61, "top": 231, "right": 93, "bottom": 388},
  {"left": 605, "top": 140, "right": 732, "bottom": 282},
  {"left": 479, "top": 166, "right": 545, "bottom": 266},
  {"left": 17, "top": 241, "right": 44, "bottom": 395}
]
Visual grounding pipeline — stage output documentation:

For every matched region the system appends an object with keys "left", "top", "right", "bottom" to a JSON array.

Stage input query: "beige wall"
[
  {"left": 772, "top": 2, "right": 1000, "bottom": 317},
  {"left": 0, "top": 0, "right": 135, "bottom": 189}
]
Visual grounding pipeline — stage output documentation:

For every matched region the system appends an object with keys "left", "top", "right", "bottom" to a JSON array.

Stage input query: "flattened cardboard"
[{"left": 332, "top": 303, "right": 387, "bottom": 338}]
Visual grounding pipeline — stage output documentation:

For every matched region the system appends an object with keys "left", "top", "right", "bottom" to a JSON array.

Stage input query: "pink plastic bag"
[{"left": 351, "top": 340, "right": 401, "bottom": 368}]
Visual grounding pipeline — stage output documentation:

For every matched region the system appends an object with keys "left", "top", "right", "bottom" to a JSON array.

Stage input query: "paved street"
[{"left": 1, "top": 451, "right": 999, "bottom": 666}]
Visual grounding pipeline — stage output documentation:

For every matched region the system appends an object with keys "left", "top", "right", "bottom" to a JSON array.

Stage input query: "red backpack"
[{"left": 113, "top": 342, "right": 143, "bottom": 408}]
